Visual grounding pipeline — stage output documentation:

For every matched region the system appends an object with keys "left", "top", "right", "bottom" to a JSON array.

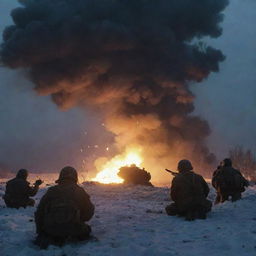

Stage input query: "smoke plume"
[{"left": 0, "top": 0, "right": 229, "bottom": 180}]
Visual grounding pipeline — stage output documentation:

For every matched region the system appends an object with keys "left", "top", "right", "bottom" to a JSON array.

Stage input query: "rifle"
[
  {"left": 34, "top": 178, "right": 44, "bottom": 186},
  {"left": 165, "top": 169, "right": 178, "bottom": 176}
]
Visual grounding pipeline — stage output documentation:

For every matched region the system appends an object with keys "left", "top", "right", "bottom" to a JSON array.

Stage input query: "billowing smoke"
[{"left": 0, "top": 0, "right": 228, "bottom": 181}]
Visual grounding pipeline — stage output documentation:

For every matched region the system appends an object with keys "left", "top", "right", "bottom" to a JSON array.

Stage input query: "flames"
[{"left": 92, "top": 148, "right": 143, "bottom": 184}]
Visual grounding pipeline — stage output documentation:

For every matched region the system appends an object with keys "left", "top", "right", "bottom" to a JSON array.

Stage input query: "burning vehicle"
[{"left": 118, "top": 164, "right": 152, "bottom": 186}]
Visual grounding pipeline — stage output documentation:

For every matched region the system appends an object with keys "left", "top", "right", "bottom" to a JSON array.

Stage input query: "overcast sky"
[
  {"left": 193, "top": 0, "right": 256, "bottom": 157},
  {"left": 0, "top": 0, "right": 255, "bottom": 173}
]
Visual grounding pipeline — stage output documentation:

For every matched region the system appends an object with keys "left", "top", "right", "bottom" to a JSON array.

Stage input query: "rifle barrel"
[{"left": 165, "top": 169, "right": 178, "bottom": 176}]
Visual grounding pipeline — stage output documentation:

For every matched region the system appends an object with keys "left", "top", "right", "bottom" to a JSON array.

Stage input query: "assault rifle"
[{"left": 165, "top": 169, "right": 178, "bottom": 176}]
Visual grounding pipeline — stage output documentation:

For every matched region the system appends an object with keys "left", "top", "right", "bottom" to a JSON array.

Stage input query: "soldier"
[
  {"left": 165, "top": 160, "right": 212, "bottom": 221},
  {"left": 212, "top": 161, "right": 224, "bottom": 178},
  {"left": 212, "top": 158, "right": 249, "bottom": 204},
  {"left": 34, "top": 166, "right": 95, "bottom": 249},
  {"left": 3, "top": 169, "right": 43, "bottom": 208}
]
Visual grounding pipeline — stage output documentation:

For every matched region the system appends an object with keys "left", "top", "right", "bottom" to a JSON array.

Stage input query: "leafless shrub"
[{"left": 229, "top": 146, "right": 256, "bottom": 180}]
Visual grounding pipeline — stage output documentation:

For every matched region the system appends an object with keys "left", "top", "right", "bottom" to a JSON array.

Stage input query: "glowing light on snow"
[{"left": 92, "top": 148, "right": 143, "bottom": 184}]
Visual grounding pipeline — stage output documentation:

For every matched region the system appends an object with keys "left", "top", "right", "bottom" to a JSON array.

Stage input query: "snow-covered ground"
[{"left": 0, "top": 180, "right": 256, "bottom": 256}]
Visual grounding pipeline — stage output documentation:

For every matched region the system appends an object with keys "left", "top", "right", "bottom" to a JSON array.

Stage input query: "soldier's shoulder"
[
  {"left": 172, "top": 173, "right": 184, "bottom": 182},
  {"left": 195, "top": 173, "right": 207, "bottom": 183},
  {"left": 45, "top": 185, "right": 59, "bottom": 193},
  {"left": 194, "top": 172, "right": 204, "bottom": 179},
  {"left": 76, "top": 184, "right": 91, "bottom": 196},
  {"left": 9, "top": 177, "right": 28, "bottom": 185},
  {"left": 6, "top": 178, "right": 15, "bottom": 184},
  {"left": 76, "top": 184, "right": 88, "bottom": 193},
  {"left": 225, "top": 167, "right": 239, "bottom": 174},
  {"left": 233, "top": 168, "right": 241, "bottom": 173},
  {"left": 172, "top": 173, "right": 180, "bottom": 179}
]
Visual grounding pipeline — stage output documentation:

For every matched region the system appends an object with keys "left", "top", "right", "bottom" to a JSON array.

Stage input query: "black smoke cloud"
[{"left": 0, "top": 0, "right": 229, "bottom": 178}]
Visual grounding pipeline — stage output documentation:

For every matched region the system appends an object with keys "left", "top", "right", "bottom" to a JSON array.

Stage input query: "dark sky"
[{"left": 0, "top": 0, "right": 255, "bottom": 173}]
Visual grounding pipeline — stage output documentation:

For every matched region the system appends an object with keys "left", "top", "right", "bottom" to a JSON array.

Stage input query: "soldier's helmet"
[
  {"left": 177, "top": 159, "right": 193, "bottom": 172},
  {"left": 16, "top": 169, "right": 28, "bottom": 180},
  {"left": 56, "top": 166, "right": 78, "bottom": 183},
  {"left": 223, "top": 158, "right": 232, "bottom": 167}
]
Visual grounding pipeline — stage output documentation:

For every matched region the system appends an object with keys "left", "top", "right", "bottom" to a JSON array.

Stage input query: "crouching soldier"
[
  {"left": 3, "top": 169, "right": 43, "bottom": 208},
  {"left": 212, "top": 158, "right": 249, "bottom": 204},
  {"left": 34, "top": 166, "right": 95, "bottom": 249},
  {"left": 165, "top": 160, "right": 212, "bottom": 221}
]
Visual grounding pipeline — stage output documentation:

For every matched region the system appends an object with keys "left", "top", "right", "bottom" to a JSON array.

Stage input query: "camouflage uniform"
[
  {"left": 3, "top": 169, "right": 40, "bottom": 208},
  {"left": 166, "top": 160, "right": 212, "bottom": 220},
  {"left": 34, "top": 167, "right": 94, "bottom": 249},
  {"left": 212, "top": 159, "right": 249, "bottom": 204}
]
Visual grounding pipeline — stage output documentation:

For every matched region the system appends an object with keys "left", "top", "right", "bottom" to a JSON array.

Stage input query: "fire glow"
[{"left": 92, "top": 148, "right": 143, "bottom": 184}]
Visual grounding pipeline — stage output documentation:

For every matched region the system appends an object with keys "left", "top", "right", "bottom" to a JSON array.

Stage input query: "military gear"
[
  {"left": 166, "top": 166, "right": 211, "bottom": 220},
  {"left": 35, "top": 169, "right": 94, "bottom": 249},
  {"left": 3, "top": 170, "right": 39, "bottom": 208},
  {"left": 165, "top": 169, "right": 178, "bottom": 176},
  {"left": 212, "top": 163, "right": 249, "bottom": 204},
  {"left": 177, "top": 159, "right": 193, "bottom": 172},
  {"left": 55, "top": 166, "right": 78, "bottom": 184},
  {"left": 35, "top": 179, "right": 43, "bottom": 186}
]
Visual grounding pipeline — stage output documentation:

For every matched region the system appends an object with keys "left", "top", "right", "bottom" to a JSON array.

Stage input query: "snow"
[{"left": 0, "top": 179, "right": 256, "bottom": 256}]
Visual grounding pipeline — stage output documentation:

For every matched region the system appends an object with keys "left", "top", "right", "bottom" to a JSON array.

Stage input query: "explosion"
[
  {"left": 0, "top": 0, "right": 229, "bottom": 182},
  {"left": 92, "top": 148, "right": 143, "bottom": 184}
]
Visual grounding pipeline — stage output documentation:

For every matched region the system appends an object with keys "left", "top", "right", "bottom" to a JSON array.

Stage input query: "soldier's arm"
[
  {"left": 212, "top": 170, "right": 217, "bottom": 178},
  {"left": 78, "top": 188, "right": 95, "bottom": 222},
  {"left": 236, "top": 170, "right": 249, "bottom": 187},
  {"left": 201, "top": 176, "right": 210, "bottom": 197},
  {"left": 170, "top": 177, "right": 179, "bottom": 202},
  {"left": 244, "top": 178, "right": 249, "bottom": 187},
  {"left": 27, "top": 182, "right": 40, "bottom": 197}
]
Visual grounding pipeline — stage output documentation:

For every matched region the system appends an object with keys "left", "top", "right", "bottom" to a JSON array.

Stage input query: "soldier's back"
[
  {"left": 4, "top": 178, "right": 31, "bottom": 208},
  {"left": 221, "top": 167, "right": 246, "bottom": 191},
  {"left": 41, "top": 182, "right": 94, "bottom": 221},
  {"left": 5, "top": 178, "right": 29, "bottom": 201},
  {"left": 37, "top": 182, "right": 94, "bottom": 239},
  {"left": 172, "top": 172, "right": 207, "bottom": 204},
  {"left": 44, "top": 183, "right": 80, "bottom": 208}
]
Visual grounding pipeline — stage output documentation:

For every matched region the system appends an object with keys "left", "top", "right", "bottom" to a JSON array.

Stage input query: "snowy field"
[{"left": 0, "top": 180, "right": 256, "bottom": 256}]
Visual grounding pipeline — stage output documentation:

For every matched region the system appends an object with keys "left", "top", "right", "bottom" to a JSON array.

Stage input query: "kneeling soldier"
[
  {"left": 166, "top": 160, "right": 212, "bottom": 221},
  {"left": 3, "top": 169, "right": 42, "bottom": 208},
  {"left": 34, "top": 166, "right": 95, "bottom": 249}
]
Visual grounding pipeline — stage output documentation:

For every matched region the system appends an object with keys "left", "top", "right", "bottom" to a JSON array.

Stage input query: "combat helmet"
[
  {"left": 16, "top": 169, "right": 28, "bottom": 180},
  {"left": 177, "top": 159, "right": 193, "bottom": 172},
  {"left": 56, "top": 166, "right": 78, "bottom": 183}
]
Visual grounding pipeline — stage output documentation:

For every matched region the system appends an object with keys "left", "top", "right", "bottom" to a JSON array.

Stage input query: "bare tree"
[{"left": 229, "top": 146, "right": 256, "bottom": 180}]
